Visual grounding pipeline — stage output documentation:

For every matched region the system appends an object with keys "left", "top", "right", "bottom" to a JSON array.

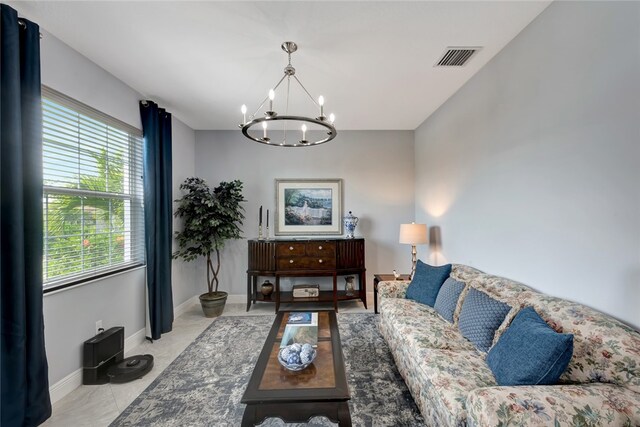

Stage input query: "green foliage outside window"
[{"left": 44, "top": 149, "right": 127, "bottom": 282}]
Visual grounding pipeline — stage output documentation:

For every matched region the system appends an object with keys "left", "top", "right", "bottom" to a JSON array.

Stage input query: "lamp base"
[{"left": 409, "top": 245, "right": 417, "bottom": 280}]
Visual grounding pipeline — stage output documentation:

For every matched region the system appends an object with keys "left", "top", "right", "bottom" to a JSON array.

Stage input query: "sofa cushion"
[
  {"left": 379, "top": 298, "right": 476, "bottom": 351},
  {"left": 434, "top": 277, "right": 465, "bottom": 323},
  {"left": 458, "top": 288, "right": 511, "bottom": 352},
  {"left": 405, "top": 261, "right": 451, "bottom": 307},
  {"left": 376, "top": 280, "right": 411, "bottom": 299},
  {"left": 414, "top": 349, "right": 497, "bottom": 426},
  {"left": 450, "top": 264, "right": 484, "bottom": 283},
  {"left": 487, "top": 307, "right": 574, "bottom": 386},
  {"left": 466, "top": 383, "right": 640, "bottom": 427},
  {"left": 522, "top": 293, "right": 640, "bottom": 394}
]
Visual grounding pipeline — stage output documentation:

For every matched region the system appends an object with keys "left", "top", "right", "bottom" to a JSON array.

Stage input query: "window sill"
[{"left": 43, "top": 264, "right": 146, "bottom": 296}]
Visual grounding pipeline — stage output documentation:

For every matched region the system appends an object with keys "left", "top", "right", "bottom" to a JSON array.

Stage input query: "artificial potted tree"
[{"left": 173, "top": 177, "right": 245, "bottom": 317}]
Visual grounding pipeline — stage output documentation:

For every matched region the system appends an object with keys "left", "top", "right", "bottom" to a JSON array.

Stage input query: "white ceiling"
[{"left": 12, "top": 1, "right": 551, "bottom": 130}]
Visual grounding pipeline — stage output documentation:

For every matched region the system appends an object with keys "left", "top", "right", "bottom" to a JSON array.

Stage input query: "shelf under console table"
[{"left": 246, "top": 238, "right": 366, "bottom": 313}]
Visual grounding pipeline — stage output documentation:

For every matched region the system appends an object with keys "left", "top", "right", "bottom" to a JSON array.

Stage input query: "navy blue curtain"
[
  {"left": 140, "top": 101, "right": 173, "bottom": 340},
  {"left": 1, "top": 4, "right": 52, "bottom": 426}
]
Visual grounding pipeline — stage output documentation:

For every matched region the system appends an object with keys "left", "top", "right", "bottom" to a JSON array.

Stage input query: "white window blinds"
[{"left": 42, "top": 86, "right": 145, "bottom": 291}]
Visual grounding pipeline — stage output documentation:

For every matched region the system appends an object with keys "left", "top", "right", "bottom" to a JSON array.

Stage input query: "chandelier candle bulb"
[
  {"left": 318, "top": 96, "right": 325, "bottom": 118},
  {"left": 301, "top": 124, "right": 307, "bottom": 141},
  {"left": 268, "top": 89, "right": 275, "bottom": 112},
  {"left": 329, "top": 113, "right": 335, "bottom": 124},
  {"left": 241, "top": 104, "right": 247, "bottom": 124},
  {"left": 262, "top": 121, "right": 268, "bottom": 139}
]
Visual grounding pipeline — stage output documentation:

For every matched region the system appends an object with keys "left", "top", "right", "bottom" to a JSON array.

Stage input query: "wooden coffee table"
[{"left": 241, "top": 310, "right": 351, "bottom": 426}]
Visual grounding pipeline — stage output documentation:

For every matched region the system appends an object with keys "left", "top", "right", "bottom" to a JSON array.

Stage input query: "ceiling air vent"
[{"left": 435, "top": 47, "right": 481, "bottom": 67}]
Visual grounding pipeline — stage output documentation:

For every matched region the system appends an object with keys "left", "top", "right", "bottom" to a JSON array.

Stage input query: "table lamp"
[{"left": 399, "top": 223, "right": 428, "bottom": 280}]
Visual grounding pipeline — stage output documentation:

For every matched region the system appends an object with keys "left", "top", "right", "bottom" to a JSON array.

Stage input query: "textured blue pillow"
[
  {"left": 434, "top": 278, "right": 465, "bottom": 323},
  {"left": 458, "top": 288, "right": 511, "bottom": 352},
  {"left": 405, "top": 261, "right": 451, "bottom": 307},
  {"left": 487, "top": 306, "right": 574, "bottom": 386}
]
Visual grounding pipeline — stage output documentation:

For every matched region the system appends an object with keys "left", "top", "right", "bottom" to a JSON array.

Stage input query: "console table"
[{"left": 247, "top": 238, "right": 366, "bottom": 313}]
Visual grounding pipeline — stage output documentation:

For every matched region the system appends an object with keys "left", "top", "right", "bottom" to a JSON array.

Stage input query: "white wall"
[
  {"left": 39, "top": 31, "right": 198, "bottom": 387},
  {"left": 171, "top": 119, "right": 199, "bottom": 304},
  {"left": 193, "top": 130, "right": 415, "bottom": 298},
  {"left": 414, "top": 1, "right": 640, "bottom": 329}
]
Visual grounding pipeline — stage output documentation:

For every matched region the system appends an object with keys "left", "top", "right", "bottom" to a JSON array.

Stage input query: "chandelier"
[{"left": 238, "top": 41, "right": 337, "bottom": 147}]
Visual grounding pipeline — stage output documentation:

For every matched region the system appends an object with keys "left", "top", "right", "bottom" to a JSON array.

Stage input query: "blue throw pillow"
[
  {"left": 405, "top": 261, "right": 451, "bottom": 307},
  {"left": 434, "top": 278, "right": 465, "bottom": 323},
  {"left": 458, "top": 288, "right": 511, "bottom": 352},
  {"left": 487, "top": 306, "right": 574, "bottom": 386}
]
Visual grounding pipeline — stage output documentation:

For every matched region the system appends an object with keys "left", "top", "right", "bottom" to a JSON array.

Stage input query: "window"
[{"left": 42, "top": 86, "right": 145, "bottom": 291}]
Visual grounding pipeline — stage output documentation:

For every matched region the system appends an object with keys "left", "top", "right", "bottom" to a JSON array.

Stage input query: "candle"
[
  {"left": 266, "top": 209, "right": 269, "bottom": 227},
  {"left": 241, "top": 104, "right": 247, "bottom": 124},
  {"left": 262, "top": 121, "right": 267, "bottom": 139},
  {"left": 268, "top": 89, "right": 275, "bottom": 111},
  {"left": 259, "top": 205, "right": 263, "bottom": 226},
  {"left": 329, "top": 113, "right": 335, "bottom": 124},
  {"left": 318, "top": 95, "right": 324, "bottom": 118},
  {"left": 301, "top": 124, "right": 307, "bottom": 141}
]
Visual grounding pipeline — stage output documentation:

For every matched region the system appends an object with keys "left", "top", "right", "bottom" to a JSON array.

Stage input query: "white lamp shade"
[{"left": 399, "top": 223, "right": 428, "bottom": 245}]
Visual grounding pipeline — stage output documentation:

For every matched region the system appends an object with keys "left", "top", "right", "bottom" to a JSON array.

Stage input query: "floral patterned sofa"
[{"left": 377, "top": 264, "right": 640, "bottom": 426}]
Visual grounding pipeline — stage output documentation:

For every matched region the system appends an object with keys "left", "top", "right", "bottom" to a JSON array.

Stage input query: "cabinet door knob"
[
  {"left": 318, "top": 259, "right": 323, "bottom": 263},
  {"left": 318, "top": 245, "right": 323, "bottom": 250},
  {"left": 289, "top": 246, "right": 294, "bottom": 250},
  {"left": 289, "top": 259, "right": 294, "bottom": 264}
]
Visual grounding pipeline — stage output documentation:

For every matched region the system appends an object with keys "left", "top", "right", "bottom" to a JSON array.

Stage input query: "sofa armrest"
[
  {"left": 466, "top": 383, "right": 640, "bottom": 427},
  {"left": 377, "top": 280, "right": 411, "bottom": 299}
]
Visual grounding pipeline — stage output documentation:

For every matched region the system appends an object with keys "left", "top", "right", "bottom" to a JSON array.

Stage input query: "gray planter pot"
[{"left": 199, "top": 291, "right": 228, "bottom": 318}]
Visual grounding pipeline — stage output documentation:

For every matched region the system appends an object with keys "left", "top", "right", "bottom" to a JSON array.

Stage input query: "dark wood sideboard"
[{"left": 247, "top": 238, "right": 366, "bottom": 313}]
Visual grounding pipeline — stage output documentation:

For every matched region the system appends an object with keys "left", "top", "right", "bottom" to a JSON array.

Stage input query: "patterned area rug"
[{"left": 110, "top": 314, "right": 424, "bottom": 426}]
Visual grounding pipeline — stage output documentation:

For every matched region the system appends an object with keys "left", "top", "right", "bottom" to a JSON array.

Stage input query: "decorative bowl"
[{"left": 278, "top": 343, "right": 317, "bottom": 371}]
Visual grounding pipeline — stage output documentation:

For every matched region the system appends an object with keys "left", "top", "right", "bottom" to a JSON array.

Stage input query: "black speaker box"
[{"left": 82, "top": 326, "right": 124, "bottom": 385}]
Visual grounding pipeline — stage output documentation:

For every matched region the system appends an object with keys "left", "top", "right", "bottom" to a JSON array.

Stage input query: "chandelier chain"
[
  {"left": 286, "top": 76, "right": 291, "bottom": 116},
  {"left": 293, "top": 75, "right": 320, "bottom": 107},
  {"left": 284, "top": 76, "right": 291, "bottom": 144}
]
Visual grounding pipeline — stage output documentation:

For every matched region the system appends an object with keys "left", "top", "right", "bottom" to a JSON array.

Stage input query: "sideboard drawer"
[
  {"left": 275, "top": 242, "right": 306, "bottom": 257},
  {"left": 276, "top": 256, "right": 336, "bottom": 271},
  {"left": 306, "top": 242, "right": 336, "bottom": 257}
]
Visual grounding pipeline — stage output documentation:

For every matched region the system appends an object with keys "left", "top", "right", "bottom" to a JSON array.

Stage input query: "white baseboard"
[
  {"left": 227, "top": 293, "right": 245, "bottom": 304},
  {"left": 174, "top": 294, "right": 200, "bottom": 318},
  {"left": 49, "top": 367, "right": 83, "bottom": 404},
  {"left": 124, "top": 327, "right": 147, "bottom": 355}
]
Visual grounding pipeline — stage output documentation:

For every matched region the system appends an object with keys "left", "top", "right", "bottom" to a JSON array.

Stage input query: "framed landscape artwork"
[{"left": 275, "top": 179, "right": 343, "bottom": 236}]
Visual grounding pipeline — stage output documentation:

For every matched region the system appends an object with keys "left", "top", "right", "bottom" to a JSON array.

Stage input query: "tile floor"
[{"left": 43, "top": 297, "right": 372, "bottom": 427}]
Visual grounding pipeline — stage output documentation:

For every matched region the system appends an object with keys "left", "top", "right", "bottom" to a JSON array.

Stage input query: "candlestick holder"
[
  {"left": 258, "top": 224, "right": 264, "bottom": 240},
  {"left": 265, "top": 225, "right": 271, "bottom": 240}
]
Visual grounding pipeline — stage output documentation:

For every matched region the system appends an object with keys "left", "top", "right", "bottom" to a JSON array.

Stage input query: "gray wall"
[
  {"left": 40, "top": 31, "right": 198, "bottom": 385},
  {"left": 193, "top": 130, "right": 416, "bottom": 296},
  {"left": 414, "top": 1, "right": 640, "bottom": 328},
  {"left": 171, "top": 119, "right": 199, "bottom": 305}
]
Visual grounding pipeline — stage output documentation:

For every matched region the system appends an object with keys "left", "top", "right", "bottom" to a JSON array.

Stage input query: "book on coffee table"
[
  {"left": 281, "top": 312, "right": 318, "bottom": 347},
  {"left": 287, "top": 312, "right": 317, "bottom": 325}
]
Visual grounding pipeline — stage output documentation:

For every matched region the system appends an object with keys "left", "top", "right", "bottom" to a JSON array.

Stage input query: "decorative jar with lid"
[{"left": 343, "top": 211, "right": 359, "bottom": 239}]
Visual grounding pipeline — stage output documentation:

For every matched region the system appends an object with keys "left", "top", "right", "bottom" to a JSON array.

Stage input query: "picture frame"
[{"left": 275, "top": 179, "right": 343, "bottom": 236}]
